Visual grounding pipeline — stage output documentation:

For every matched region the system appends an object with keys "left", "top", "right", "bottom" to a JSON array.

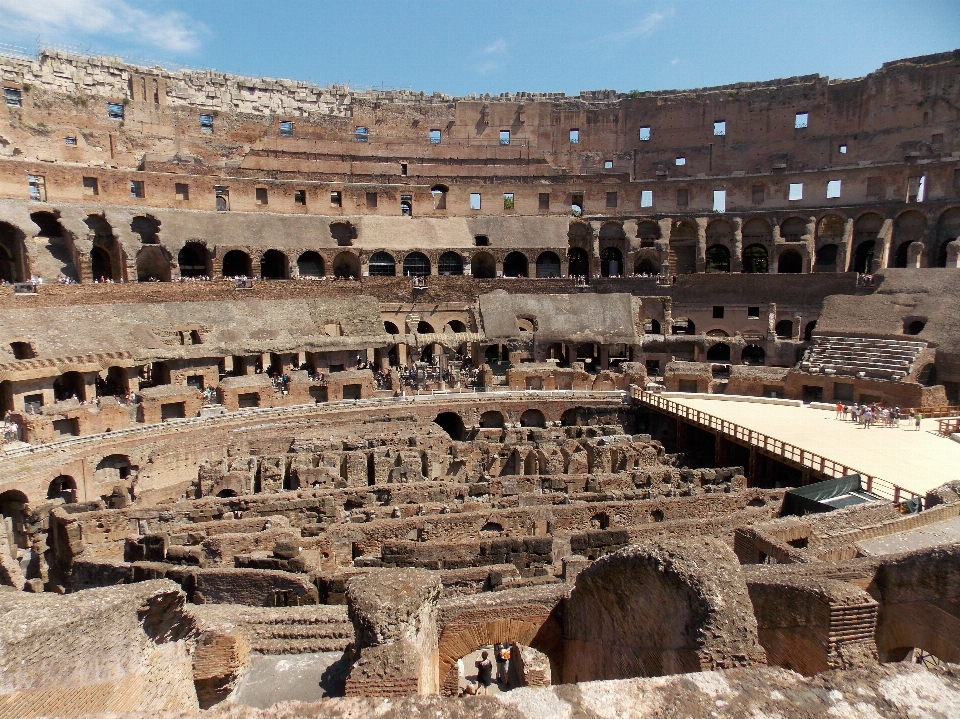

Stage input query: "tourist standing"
[
  {"left": 475, "top": 650, "right": 493, "bottom": 694},
  {"left": 835, "top": 401, "right": 844, "bottom": 419},
  {"left": 495, "top": 643, "right": 510, "bottom": 686},
  {"left": 915, "top": 411, "right": 923, "bottom": 431}
]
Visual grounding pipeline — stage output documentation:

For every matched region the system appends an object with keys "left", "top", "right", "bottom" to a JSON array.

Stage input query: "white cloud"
[
  {"left": 605, "top": 9, "right": 671, "bottom": 43},
  {"left": 0, "top": 0, "right": 203, "bottom": 53},
  {"left": 477, "top": 38, "right": 508, "bottom": 75}
]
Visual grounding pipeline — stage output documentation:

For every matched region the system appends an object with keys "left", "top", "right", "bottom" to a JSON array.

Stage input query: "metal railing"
[{"left": 632, "top": 387, "right": 918, "bottom": 502}]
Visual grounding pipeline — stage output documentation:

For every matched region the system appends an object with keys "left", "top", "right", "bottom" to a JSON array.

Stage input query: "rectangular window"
[
  {"left": 603, "top": 160, "right": 613, "bottom": 169},
  {"left": 569, "top": 128, "right": 579, "bottom": 143},
  {"left": 713, "top": 121, "right": 726, "bottom": 136},
  {"left": 64, "top": 136, "right": 77, "bottom": 146},
  {"left": 130, "top": 180, "right": 145, "bottom": 199},
  {"left": 538, "top": 192, "right": 550, "bottom": 210},
  {"left": 107, "top": 102, "right": 124, "bottom": 120},
  {"left": 839, "top": 144, "right": 848, "bottom": 154},
  {"left": 932, "top": 133, "right": 944, "bottom": 146},
  {"left": 788, "top": 183, "right": 803, "bottom": 201},
  {"left": 331, "top": 191, "right": 342, "bottom": 207},
  {"left": 27, "top": 175, "right": 45, "bottom": 202},
  {"left": 499, "top": 130, "right": 511, "bottom": 145},
  {"left": 475, "top": 235, "right": 489, "bottom": 246},
  {"left": 748, "top": 306, "right": 760, "bottom": 319},
  {"left": 3, "top": 88, "right": 22, "bottom": 107},
  {"left": 795, "top": 112, "right": 808, "bottom": 129},
  {"left": 199, "top": 113, "right": 213, "bottom": 131},
  {"left": 866, "top": 176, "right": 883, "bottom": 200},
  {"left": 429, "top": 129, "right": 441, "bottom": 144},
  {"left": 366, "top": 192, "right": 378, "bottom": 208},
  {"left": 713, "top": 189, "right": 726, "bottom": 213},
  {"left": 572, "top": 193, "right": 584, "bottom": 215},
  {"left": 470, "top": 192, "right": 481, "bottom": 210},
  {"left": 256, "top": 187, "right": 268, "bottom": 205},
  {"left": 605, "top": 191, "right": 618, "bottom": 208},
  {"left": 713, "top": 306, "right": 724, "bottom": 319},
  {"left": 907, "top": 175, "right": 926, "bottom": 203},
  {"left": 675, "top": 157, "right": 685, "bottom": 166},
  {"left": 826, "top": 179, "right": 842, "bottom": 198},
  {"left": 279, "top": 121, "right": 294, "bottom": 137},
  {"left": 641, "top": 190, "right": 653, "bottom": 208},
  {"left": 215, "top": 186, "right": 229, "bottom": 211},
  {"left": 294, "top": 190, "right": 308, "bottom": 205},
  {"left": 752, "top": 184, "right": 765, "bottom": 205},
  {"left": 82, "top": 176, "right": 99, "bottom": 196},
  {"left": 355, "top": 126, "right": 368, "bottom": 142},
  {"left": 676, "top": 188, "right": 689, "bottom": 208},
  {"left": 175, "top": 183, "right": 189, "bottom": 201},
  {"left": 400, "top": 162, "right": 408, "bottom": 176},
  {"left": 503, "top": 192, "right": 515, "bottom": 210},
  {"left": 638, "top": 126, "right": 651, "bottom": 141}
]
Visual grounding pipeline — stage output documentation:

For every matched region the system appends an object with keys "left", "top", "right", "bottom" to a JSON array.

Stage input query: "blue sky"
[{"left": 1, "top": 0, "right": 958, "bottom": 96}]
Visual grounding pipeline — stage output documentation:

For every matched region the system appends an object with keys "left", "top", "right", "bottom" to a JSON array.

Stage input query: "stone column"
[
  {"left": 658, "top": 218, "right": 672, "bottom": 276},
  {"left": 805, "top": 216, "right": 817, "bottom": 273},
  {"left": 877, "top": 218, "right": 894, "bottom": 270},
  {"left": 839, "top": 217, "right": 855, "bottom": 272},
  {"left": 599, "top": 346, "right": 609, "bottom": 370},
  {"left": 767, "top": 304, "right": 777, "bottom": 341},
  {"left": 769, "top": 224, "right": 782, "bottom": 274},
  {"left": 732, "top": 217, "right": 744, "bottom": 272},
  {"left": 695, "top": 218, "right": 708, "bottom": 273}
]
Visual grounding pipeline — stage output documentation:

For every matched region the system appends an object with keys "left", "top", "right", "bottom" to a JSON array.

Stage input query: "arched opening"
[
  {"left": 479, "top": 410, "right": 505, "bottom": 429},
  {"left": 438, "top": 251, "right": 463, "bottom": 276},
  {"left": 815, "top": 244, "right": 838, "bottom": 272},
  {"left": 636, "top": 220, "right": 661, "bottom": 245},
  {"left": 54, "top": 371, "right": 86, "bottom": 402},
  {"left": 130, "top": 215, "right": 160, "bottom": 244},
  {"left": 297, "top": 251, "right": 325, "bottom": 278},
  {"left": 780, "top": 217, "right": 808, "bottom": 242},
  {"left": 535, "top": 251, "right": 561, "bottom": 278},
  {"left": 85, "top": 215, "right": 120, "bottom": 281},
  {"left": 742, "top": 244, "right": 769, "bottom": 274},
  {"left": 445, "top": 320, "right": 467, "bottom": 333},
  {"left": 804, "top": 321, "right": 817, "bottom": 341},
  {"left": 0, "top": 490, "right": 29, "bottom": 549},
  {"left": 850, "top": 213, "right": 883, "bottom": 272},
  {"left": 400, "top": 200, "right": 412, "bottom": 217},
  {"left": 368, "top": 251, "right": 396, "bottom": 276},
  {"left": 777, "top": 250, "right": 803, "bottom": 274},
  {"left": 590, "top": 512, "right": 611, "bottom": 530},
  {"left": 260, "top": 249, "right": 288, "bottom": 279},
  {"left": 0, "top": 239, "right": 19, "bottom": 283},
  {"left": 672, "top": 318, "right": 695, "bottom": 335},
  {"left": 891, "top": 211, "right": 926, "bottom": 268},
  {"left": 560, "top": 408, "right": 581, "bottom": 426},
  {"left": 384, "top": 321, "right": 400, "bottom": 335},
  {"left": 741, "top": 345, "right": 766, "bottom": 365},
  {"left": 520, "top": 409, "right": 546, "bottom": 428},
  {"left": 669, "top": 219, "right": 698, "bottom": 275},
  {"left": 30, "top": 211, "right": 66, "bottom": 238},
  {"left": 568, "top": 247, "right": 590, "bottom": 278},
  {"left": 417, "top": 320, "right": 435, "bottom": 334},
  {"left": 431, "top": 184, "right": 449, "bottom": 210},
  {"left": 705, "top": 244, "right": 730, "bottom": 273},
  {"left": 104, "top": 366, "right": 129, "bottom": 396},
  {"left": 434, "top": 412, "right": 465, "bottom": 441},
  {"left": 178, "top": 243, "right": 210, "bottom": 278},
  {"left": 471, "top": 252, "right": 496, "bottom": 279},
  {"left": 333, "top": 251, "right": 360, "bottom": 278},
  {"left": 600, "top": 247, "right": 623, "bottom": 277},
  {"left": 402, "top": 252, "right": 430, "bottom": 277},
  {"left": 775, "top": 320, "right": 794, "bottom": 339},
  {"left": 216, "top": 489, "right": 238, "bottom": 499},
  {"left": 893, "top": 242, "right": 914, "bottom": 269},
  {"left": 221, "top": 250, "right": 252, "bottom": 278},
  {"left": 742, "top": 218, "right": 772, "bottom": 248},
  {"left": 853, "top": 240, "right": 877, "bottom": 274},
  {"left": 905, "top": 319, "right": 926, "bottom": 336},
  {"left": 644, "top": 319, "right": 661, "bottom": 334},
  {"left": 635, "top": 258, "right": 658, "bottom": 275},
  {"left": 503, "top": 252, "right": 528, "bottom": 278},
  {"left": 706, "top": 343, "right": 731, "bottom": 362},
  {"left": 135, "top": 246, "right": 171, "bottom": 282},
  {"left": 935, "top": 208, "right": 960, "bottom": 267},
  {"left": 705, "top": 219, "right": 733, "bottom": 261},
  {"left": 47, "top": 475, "right": 77, "bottom": 503},
  {"left": 90, "top": 246, "right": 114, "bottom": 282},
  {"left": 480, "top": 521, "right": 504, "bottom": 534}
]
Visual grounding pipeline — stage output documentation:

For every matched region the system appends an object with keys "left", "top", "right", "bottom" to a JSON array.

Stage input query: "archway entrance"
[
  {"left": 471, "top": 252, "right": 496, "bottom": 279},
  {"left": 434, "top": 412, "right": 465, "bottom": 441},
  {"left": 535, "top": 252, "right": 561, "bottom": 278},
  {"left": 600, "top": 247, "right": 623, "bottom": 277},
  {"left": 568, "top": 247, "right": 589, "bottom": 278},
  {"left": 333, "top": 252, "right": 360, "bottom": 278},
  {"left": 368, "top": 251, "right": 397, "bottom": 277},
  {"left": 503, "top": 252, "right": 528, "bottom": 278},
  {"left": 705, "top": 245, "right": 730, "bottom": 273},
  {"left": 178, "top": 243, "right": 210, "bottom": 277},
  {"left": 742, "top": 244, "right": 769, "bottom": 274},
  {"left": 222, "top": 250, "right": 252, "bottom": 277}
]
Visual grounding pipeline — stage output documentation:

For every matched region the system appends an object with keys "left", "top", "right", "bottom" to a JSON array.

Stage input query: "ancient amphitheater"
[{"left": 2, "top": 47, "right": 960, "bottom": 718}]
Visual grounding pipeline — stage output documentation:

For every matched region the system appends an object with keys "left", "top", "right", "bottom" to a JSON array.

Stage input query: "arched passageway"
[
  {"left": 536, "top": 251, "right": 561, "bottom": 278},
  {"left": 777, "top": 250, "right": 803, "bottom": 274},
  {"left": 47, "top": 475, "right": 77, "bottom": 503},
  {"left": 368, "top": 252, "right": 397, "bottom": 277},
  {"left": 600, "top": 247, "right": 623, "bottom": 277},
  {"left": 742, "top": 345, "right": 766, "bottom": 365},
  {"left": 178, "top": 243, "right": 210, "bottom": 277},
  {"left": 742, "top": 244, "right": 768, "bottom": 274},
  {"left": 705, "top": 245, "right": 730, "bottom": 273},
  {"left": 503, "top": 252, "right": 528, "bottom": 278},
  {"left": 333, "top": 252, "right": 360, "bottom": 278},
  {"left": 438, "top": 252, "right": 463, "bottom": 275},
  {"left": 520, "top": 409, "right": 546, "bottom": 428},
  {"left": 136, "top": 246, "right": 171, "bottom": 281},
  {"left": 568, "top": 247, "right": 590, "bottom": 278},
  {"left": 471, "top": 252, "right": 496, "bottom": 279},
  {"left": 403, "top": 252, "right": 430, "bottom": 277},
  {"left": 222, "top": 250, "right": 252, "bottom": 277},
  {"left": 434, "top": 412, "right": 465, "bottom": 441},
  {"left": 297, "top": 251, "right": 324, "bottom": 277},
  {"left": 479, "top": 410, "right": 505, "bottom": 429},
  {"left": 706, "top": 343, "right": 731, "bottom": 362},
  {"left": 260, "top": 250, "right": 288, "bottom": 279}
]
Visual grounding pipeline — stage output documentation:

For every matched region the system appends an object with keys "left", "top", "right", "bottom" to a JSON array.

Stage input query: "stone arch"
[
  {"left": 520, "top": 409, "right": 546, "bottom": 428},
  {"left": 775, "top": 319, "right": 794, "bottom": 339},
  {"left": 815, "top": 244, "right": 839, "bottom": 272},
  {"left": 434, "top": 412, "right": 465, "bottom": 441},
  {"left": 707, "top": 343, "right": 731, "bottom": 362},
  {"left": 535, "top": 251, "right": 561, "bottom": 278},
  {"left": 47, "top": 475, "right": 77, "bottom": 503},
  {"left": 0, "top": 490, "right": 29, "bottom": 549},
  {"left": 780, "top": 217, "right": 808, "bottom": 242},
  {"left": 742, "top": 218, "right": 773, "bottom": 248},
  {"left": 598, "top": 221, "right": 627, "bottom": 263},
  {"left": 260, "top": 249, "right": 289, "bottom": 279},
  {"left": 178, "top": 242, "right": 211, "bottom": 277},
  {"left": 804, "top": 321, "right": 817, "bottom": 341},
  {"left": 330, "top": 221, "right": 356, "bottom": 246},
  {"left": 0, "top": 221, "right": 27, "bottom": 283},
  {"left": 817, "top": 214, "right": 845, "bottom": 244},
  {"left": 891, "top": 210, "right": 926, "bottom": 268},
  {"left": 567, "top": 247, "right": 590, "bottom": 278},
  {"left": 503, "top": 251, "right": 528, "bottom": 278},
  {"left": 742, "top": 345, "right": 766, "bottom": 365},
  {"left": 297, "top": 251, "right": 325, "bottom": 277},
  {"left": 30, "top": 211, "right": 66, "bottom": 239},
  {"left": 479, "top": 410, "right": 505, "bottom": 429},
  {"left": 777, "top": 249, "right": 803, "bottom": 274},
  {"left": 333, "top": 251, "right": 360, "bottom": 278},
  {"left": 135, "top": 245, "right": 172, "bottom": 282},
  {"left": 54, "top": 371, "right": 86, "bottom": 402},
  {"left": 935, "top": 208, "right": 960, "bottom": 267},
  {"left": 471, "top": 251, "right": 495, "bottom": 279},
  {"left": 669, "top": 219, "right": 698, "bottom": 275},
  {"left": 402, "top": 251, "right": 430, "bottom": 277},
  {"left": 705, "top": 219, "right": 734, "bottom": 247},
  {"left": 438, "top": 251, "right": 463, "bottom": 276},
  {"left": 634, "top": 256, "right": 658, "bottom": 275},
  {"left": 636, "top": 220, "right": 661, "bottom": 245},
  {"left": 705, "top": 244, "right": 730, "bottom": 273},
  {"left": 221, "top": 249, "right": 252, "bottom": 277},
  {"left": 85, "top": 214, "right": 122, "bottom": 281},
  {"left": 850, "top": 213, "right": 884, "bottom": 272},
  {"left": 742, "top": 244, "right": 769, "bottom": 274},
  {"left": 600, "top": 246, "right": 623, "bottom": 277},
  {"left": 130, "top": 214, "right": 160, "bottom": 244},
  {"left": 567, "top": 220, "right": 593, "bottom": 250}
]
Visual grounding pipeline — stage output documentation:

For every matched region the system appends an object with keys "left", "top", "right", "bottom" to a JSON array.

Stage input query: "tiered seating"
[{"left": 800, "top": 336, "right": 927, "bottom": 381}]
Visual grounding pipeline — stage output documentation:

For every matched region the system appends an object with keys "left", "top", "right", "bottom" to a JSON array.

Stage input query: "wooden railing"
[
  {"left": 632, "top": 387, "right": 919, "bottom": 502},
  {"left": 937, "top": 417, "right": 960, "bottom": 436},
  {"left": 906, "top": 405, "right": 960, "bottom": 419}
]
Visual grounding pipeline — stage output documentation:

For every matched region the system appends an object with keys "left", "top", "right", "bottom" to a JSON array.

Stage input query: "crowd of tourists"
[
  {"left": 835, "top": 401, "right": 923, "bottom": 429},
  {"left": 0, "top": 413, "right": 20, "bottom": 445}
]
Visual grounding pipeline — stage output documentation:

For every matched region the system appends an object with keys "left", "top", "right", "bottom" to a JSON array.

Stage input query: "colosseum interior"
[{"left": 1, "top": 46, "right": 960, "bottom": 718}]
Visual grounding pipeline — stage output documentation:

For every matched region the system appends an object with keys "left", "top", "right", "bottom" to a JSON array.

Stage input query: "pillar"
[
  {"left": 599, "top": 346, "right": 609, "bottom": 371},
  {"left": 731, "top": 217, "right": 743, "bottom": 272},
  {"left": 839, "top": 217, "right": 855, "bottom": 272},
  {"left": 397, "top": 343, "right": 408, "bottom": 368},
  {"left": 877, "top": 218, "right": 894, "bottom": 270},
  {"left": 804, "top": 216, "right": 817, "bottom": 273},
  {"left": 769, "top": 224, "right": 782, "bottom": 274},
  {"left": 767, "top": 304, "right": 777, "bottom": 341},
  {"left": 695, "top": 218, "right": 708, "bottom": 273}
]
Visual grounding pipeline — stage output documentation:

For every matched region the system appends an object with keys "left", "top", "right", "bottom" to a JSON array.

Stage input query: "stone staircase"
[
  {"left": 801, "top": 336, "right": 927, "bottom": 382},
  {"left": 241, "top": 605, "right": 354, "bottom": 654}
]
